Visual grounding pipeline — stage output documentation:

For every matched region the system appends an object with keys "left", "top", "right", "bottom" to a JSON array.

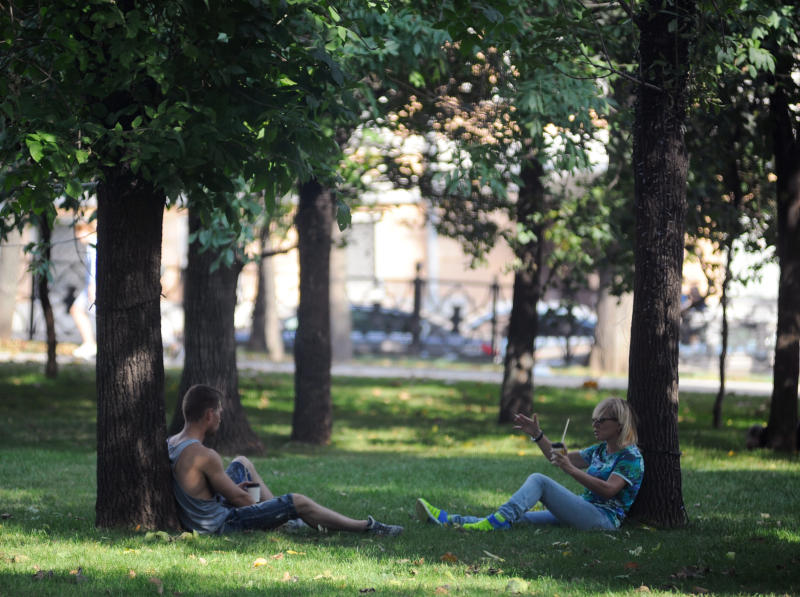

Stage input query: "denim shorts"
[{"left": 218, "top": 461, "right": 299, "bottom": 533}]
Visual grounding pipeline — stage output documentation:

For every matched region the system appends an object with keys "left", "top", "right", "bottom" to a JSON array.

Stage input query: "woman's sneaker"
[
  {"left": 415, "top": 498, "right": 450, "bottom": 525},
  {"left": 366, "top": 516, "right": 403, "bottom": 536}
]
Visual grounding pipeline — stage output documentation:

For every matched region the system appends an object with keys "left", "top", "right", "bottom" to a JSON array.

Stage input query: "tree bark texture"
[
  {"left": 95, "top": 169, "right": 179, "bottom": 530},
  {"left": 499, "top": 162, "right": 544, "bottom": 423},
  {"left": 765, "top": 54, "right": 800, "bottom": 453},
  {"left": 291, "top": 179, "right": 334, "bottom": 444},
  {"left": 37, "top": 217, "right": 58, "bottom": 378},
  {"left": 168, "top": 209, "right": 264, "bottom": 455},
  {"left": 626, "top": 0, "right": 692, "bottom": 527}
]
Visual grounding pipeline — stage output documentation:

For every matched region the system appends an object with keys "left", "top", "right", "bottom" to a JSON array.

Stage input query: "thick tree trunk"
[
  {"left": 499, "top": 162, "right": 544, "bottom": 423},
  {"left": 36, "top": 217, "right": 58, "bottom": 378},
  {"left": 0, "top": 229, "right": 23, "bottom": 339},
  {"left": 589, "top": 268, "right": 632, "bottom": 376},
  {"left": 626, "top": 0, "right": 692, "bottom": 528},
  {"left": 95, "top": 169, "right": 179, "bottom": 530},
  {"left": 765, "top": 56, "right": 800, "bottom": 453},
  {"left": 168, "top": 208, "right": 264, "bottom": 455},
  {"left": 291, "top": 179, "right": 333, "bottom": 444}
]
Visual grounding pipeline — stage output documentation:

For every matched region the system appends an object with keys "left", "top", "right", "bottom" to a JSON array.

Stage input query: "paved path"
[
  {"left": 2, "top": 350, "right": 773, "bottom": 397},
  {"left": 238, "top": 358, "right": 774, "bottom": 397}
]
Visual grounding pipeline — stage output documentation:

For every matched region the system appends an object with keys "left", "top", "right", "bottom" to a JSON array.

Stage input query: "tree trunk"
[
  {"left": 247, "top": 224, "right": 269, "bottom": 353},
  {"left": 0, "top": 229, "right": 23, "bottom": 339},
  {"left": 589, "top": 268, "right": 632, "bottom": 376},
  {"left": 713, "top": 244, "right": 732, "bottom": 429},
  {"left": 168, "top": 208, "right": 264, "bottom": 455},
  {"left": 499, "top": 162, "right": 544, "bottom": 423},
  {"left": 95, "top": 169, "right": 179, "bottom": 530},
  {"left": 36, "top": 217, "right": 58, "bottom": 378},
  {"left": 291, "top": 179, "right": 333, "bottom": 444},
  {"left": 764, "top": 54, "right": 800, "bottom": 453},
  {"left": 626, "top": 0, "right": 692, "bottom": 528},
  {"left": 248, "top": 225, "right": 286, "bottom": 360}
]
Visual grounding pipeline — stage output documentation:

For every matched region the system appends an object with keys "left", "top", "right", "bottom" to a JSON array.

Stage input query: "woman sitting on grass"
[{"left": 416, "top": 397, "right": 643, "bottom": 531}]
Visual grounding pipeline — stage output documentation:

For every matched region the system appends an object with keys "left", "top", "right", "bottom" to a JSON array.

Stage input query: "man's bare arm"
[{"left": 201, "top": 450, "right": 255, "bottom": 507}]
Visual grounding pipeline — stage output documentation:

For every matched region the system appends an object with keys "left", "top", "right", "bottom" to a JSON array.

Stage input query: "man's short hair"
[{"left": 182, "top": 384, "right": 223, "bottom": 422}]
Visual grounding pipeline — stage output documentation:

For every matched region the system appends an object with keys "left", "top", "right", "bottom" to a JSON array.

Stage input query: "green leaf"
[
  {"left": 336, "top": 199, "right": 351, "bottom": 231},
  {"left": 65, "top": 179, "right": 83, "bottom": 199},
  {"left": 26, "top": 139, "right": 44, "bottom": 163},
  {"left": 409, "top": 71, "right": 426, "bottom": 87}
]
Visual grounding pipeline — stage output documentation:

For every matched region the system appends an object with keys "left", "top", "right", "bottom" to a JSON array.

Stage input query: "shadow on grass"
[{"left": 2, "top": 452, "right": 799, "bottom": 595}]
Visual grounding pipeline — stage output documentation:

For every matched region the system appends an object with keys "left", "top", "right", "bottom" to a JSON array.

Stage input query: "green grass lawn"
[{"left": 0, "top": 361, "right": 797, "bottom": 596}]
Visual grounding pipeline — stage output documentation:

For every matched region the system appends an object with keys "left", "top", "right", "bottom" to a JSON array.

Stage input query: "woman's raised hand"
[{"left": 513, "top": 413, "right": 541, "bottom": 438}]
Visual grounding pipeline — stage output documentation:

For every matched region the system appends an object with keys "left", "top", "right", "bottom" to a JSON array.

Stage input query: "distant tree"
[
  {"left": 247, "top": 209, "right": 294, "bottom": 360},
  {"left": 292, "top": 179, "right": 335, "bottom": 444},
  {"left": 685, "top": 80, "right": 774, "bottom": 429},
  {"left": 356, "top": 1, "right": 608, "bottom": 422},
  {"left": 33, "top": 215, "right": 58, "bottom": 377}
]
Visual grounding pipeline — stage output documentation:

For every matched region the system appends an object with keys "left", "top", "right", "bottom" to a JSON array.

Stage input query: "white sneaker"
[{"left": 73, "top": 342, "right": 97, "bottom": 359}]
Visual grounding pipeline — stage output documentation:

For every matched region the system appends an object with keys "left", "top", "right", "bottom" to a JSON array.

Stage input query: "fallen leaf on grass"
[
  {"left": 252, "top": 558, "right": 269, "bottom": 568},
  {"left": 149, "top": 577, "right": 164, "bottom": 595},
  {"left": 434, "top": 585, "right": 450, "bottom": 594},
  {"left": 635, "top": 586, "right": 650, "bottom": 593},
  {"left": 624, "top": 562, "right": 640, "bottom": 570},
  {"left": 286, "top": 550, "right": 305, "bottom": 555},
  {"left": 279, "top": 571, "right": 298, "bottom": 582},
  {"left": 271, "top": 552, "right": 285, "bottom": 560},
  {"left": 440, "top": 552, "right": 458, "bottom": 563},
  {"left": 70, "top": 567, "right": 88, "bottom": 584}
]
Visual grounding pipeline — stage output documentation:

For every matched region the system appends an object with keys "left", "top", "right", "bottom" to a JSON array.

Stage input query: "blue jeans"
[
  {"left": 448, "top": 473, "right": 616, "bottom": 530},
  {"left": 218, "top": 461, "right": 299, "bottom": 533}
]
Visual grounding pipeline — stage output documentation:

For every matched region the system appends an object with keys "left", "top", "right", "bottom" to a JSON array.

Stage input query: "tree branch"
[{"left": 261, "top": 242, "right": 297, "bottom": 259}]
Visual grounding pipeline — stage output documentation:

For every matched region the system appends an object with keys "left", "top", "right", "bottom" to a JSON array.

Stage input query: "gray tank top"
[{"left": 167, "top": 439, "right": 230, "bottom": 534}]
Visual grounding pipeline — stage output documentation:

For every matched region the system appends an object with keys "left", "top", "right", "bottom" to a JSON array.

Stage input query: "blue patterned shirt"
[{"left": 578, "top": 443, "right": 644, "bottom": 527}]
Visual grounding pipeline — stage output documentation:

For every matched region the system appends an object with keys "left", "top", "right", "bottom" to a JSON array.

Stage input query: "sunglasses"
[{"left": 591, "top": 417, "right": 618, "bottom": 426}]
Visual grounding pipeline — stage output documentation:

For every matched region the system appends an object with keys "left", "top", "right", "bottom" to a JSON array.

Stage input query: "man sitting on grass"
[{"left": 167, "top": 384, "right": 403, "bottom": 536}]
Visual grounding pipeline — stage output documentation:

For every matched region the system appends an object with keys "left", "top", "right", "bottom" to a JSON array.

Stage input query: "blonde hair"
[{"left": 593, "top": 397, "right": 638, "bottom": 447}]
